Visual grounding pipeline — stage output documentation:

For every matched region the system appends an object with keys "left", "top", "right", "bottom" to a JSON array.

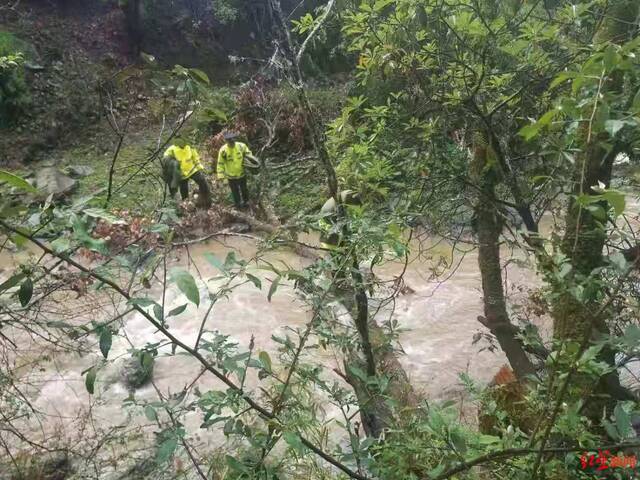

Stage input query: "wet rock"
[
  {"left": 120, "top": 353, "right": 154, "bottom": 390},
  {"left": 40, "top": 452, "right": 72, "bottom": 480},
  {"left": 34, "top": 167, "right": 77, "bottom": 199},
  {"left": 15, "top": 452, "right": 72, "bottom": 480},
  {"left": 116, "top": 457, "right": 156, "bottom": 480},
  {"left": 65, "top": 165, "right": 94, "bottom": 178}
]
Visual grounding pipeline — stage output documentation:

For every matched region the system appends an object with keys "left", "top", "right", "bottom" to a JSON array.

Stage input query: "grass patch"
[
  {"left": 270, "top": 162, "right": 326, "bottom": 219},
  {"left": 58, "top": 130, "right": 169, "bottom": 215},
  {"left": 0, "top": 31, "right": 36, "bottom": 58}
]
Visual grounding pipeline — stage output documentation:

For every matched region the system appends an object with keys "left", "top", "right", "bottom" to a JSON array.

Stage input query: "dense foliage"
[{"left": 0, "top": 52, "right": 28, "bottom": 127}]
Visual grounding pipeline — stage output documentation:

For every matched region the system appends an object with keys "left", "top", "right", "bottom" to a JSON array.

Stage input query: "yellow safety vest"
[
  {"left": 217, "top": 142, "right": 252, "bottom": 179},
  {"left": 163, "top": 145, "right": 204, "bottom": 179}
]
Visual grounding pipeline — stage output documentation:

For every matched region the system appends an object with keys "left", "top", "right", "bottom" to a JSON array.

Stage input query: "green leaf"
[
  {"left": 148, "top": 223, "right": 169, "bottom": 233},
  {"left": 478, "top": 434, "right": 501, "bottom": 445},
  {"left": 450, "top": 430, "right": 467, "bottom": 455},
  {"left": 51, "top": 237, "right": 71, "bottom": 253},
  {"left": 603, "top": 45, "right": 618, "bottom": 72},
  {"left": 550, "top": 71, "right": 577, "bottom": 89},
  {"left": 603, "top": 419, "right": 620, "bottom": 440},
  {"left": 537, "top": 109, "right": 557, "bottom": 127},
  {"left": 167, "top": 304, "right": 187, "bottom": 317},
  {"left": 586, "top": 204, "right": 607, "bottom": 221},
  {"left": 171, "top": 268, "right": 200, "bottom": 307},
  {"left": 609, "top": 252, "right": 627, "bottom": 272},
  {"left": 245, "top": 273, "right": 262, "bottom": 289},
  {"left": 633, "top": 89, "right": 640, "bottom": 111},
  {"left": 225, "top": 455, "right": 249, "bottom": 474},
  {"left": 204, "top": 253, "right": 225, "bottom": 272},
  {"left": 531, "top": 175, "right": 552, "bottom": 185},
  {"left": 259, "top": 351, "right": 272, "bottom": 373},
  {"left": 156, "top": 437, "right": 178, "bottom": 463},
  {"left": 72, "top": 216, "right": 106, "bottom": 254},
  {"left": 153, "top": 304, "right": 164, "bottom": 321},
  {"left": 144, "top": 405, "right": 158, "bottom": 421},
  {"left": 224, "top": 251, "right": 237, "bottom": 268},
  {"left": 0, "top": 273, "right": 25, "bottom": 293},
  {"left": 11, "top": 232, "right": 28, "bottom": 248},
  {"left": 18, "top": 278, "right": 33, "bottom": 306},
  {"left": 140, "top": 351, "right": 154, "bottom": 372},
  {"left": 223, "top": 418, "right": 235, "bottom": 435},
  {"left": 283, "top": 431, "right": 306, "bottom": 453},
  {"left": 267, "top": 276, "right": 281, "bottom": 302},
  {"left": 189, "top": 68, "right": 210, "bottom": 85},
  {"left": 602, "top": 190, "right": 625, "bottom": 217},
  {"left": 604, "top": 119, "right": 625, "bottom": 137},
  {"left": 622, "top": 324, "right": 640, "bottom": 348},
  {"left": 201, "top": 414, "right": 230, "bottom": 428},
  {"left": 129, "top": 297, "right": 157, "bottom": 307},
  {"left": 0, "top": 170, "right": 36, "bottom": 193},
  {"left": 85, "top": 366, "right": 97, "bottom": 395},
  {"left": 614, "top": 403, "right": 632, "bottom": 438},
  {"left": 373, "top": 0, "right": 393, "bottom": 11},
  {"left": 519, "top": 122, "right": 541, "bottom": 141},
  {"left": 99, "top": 328, "right": 112, "bottom": 359}
]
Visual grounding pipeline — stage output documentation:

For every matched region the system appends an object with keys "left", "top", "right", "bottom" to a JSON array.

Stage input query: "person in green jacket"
[
  {"left": 217, "top": 132, "right": 258, "bottom": 209},
  {"left": 162, "top": 141, "right": 212, "bottom": 209}
]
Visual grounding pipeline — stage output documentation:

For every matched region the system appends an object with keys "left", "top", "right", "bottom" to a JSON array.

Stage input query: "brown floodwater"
[{"left": 3, "top": 197, "right": 637, "bottom": 475}]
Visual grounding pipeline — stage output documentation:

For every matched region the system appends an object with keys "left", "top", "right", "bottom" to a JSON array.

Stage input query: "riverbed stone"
[
  {"left": 35, "top": 167, "right": 77, "bottom": 199},
  {"left": 117, "top": 457, "right": 162, "bottom": 480},
  {"left": 120, "top": 354, "right": 154, "bottom": 390},
  {"left": 41, "top": 452, "right": 72, "bottom": 480},
  {"left": 14, "top": 452, "right": 72, "bottom": 480}
]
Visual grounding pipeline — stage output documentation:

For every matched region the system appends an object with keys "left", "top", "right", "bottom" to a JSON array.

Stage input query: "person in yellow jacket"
[
  {"left": 217, "top": 132, "right": 258, "bottom": 209},
  {"left": 162, "top": 141, "right": 212, "bottom": 209}
]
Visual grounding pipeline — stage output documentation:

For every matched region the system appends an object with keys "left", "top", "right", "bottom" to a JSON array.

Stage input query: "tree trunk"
[
  {"left": 122, "top": 0, "right": 143, "bottom": 57},
  {"left": 269, "top": 0, "right": 339, "bottom": 200},
  {"left": 552, "top": 0, "right": 638, "bottom": 406},
  {"left": 472, "top": 137, "right": 536, "bottom": 382},
  {"left": 342, "top": 314, "right": 419, "bottom": 438},
  {"left": 269, "top": 0, "right": 419, "bottom": 437}
]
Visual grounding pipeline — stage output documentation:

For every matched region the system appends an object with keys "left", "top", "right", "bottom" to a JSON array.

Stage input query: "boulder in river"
[
  {"left": 120, "top": 352, "right": 154, "bottom": 390},
  {"left": 40, "top": 452, "right": 72, "bottom": 480},
  {"left": 13, "top": 452, "right": 72, "bottom": 480},
  {"left": 35, "top": 167, "right": 77, "bottom": 199}
]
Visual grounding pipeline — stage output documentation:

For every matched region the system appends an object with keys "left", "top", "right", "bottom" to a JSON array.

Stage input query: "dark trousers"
[
  {"left": 228, "top": 177, "right": 249, "bottom": 208},
  {"left": 170, "top": 171, "right": 212, "bottom": 209}
]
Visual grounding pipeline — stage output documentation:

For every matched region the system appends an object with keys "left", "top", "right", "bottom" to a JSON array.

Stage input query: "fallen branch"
[{"left": 172, "top": 231, "right": 262, "bottom": 247}]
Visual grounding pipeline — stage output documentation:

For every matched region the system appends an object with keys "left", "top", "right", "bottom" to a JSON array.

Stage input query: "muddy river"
[{"left": 0, "top": 225, "right": 567, "bottom": 477}]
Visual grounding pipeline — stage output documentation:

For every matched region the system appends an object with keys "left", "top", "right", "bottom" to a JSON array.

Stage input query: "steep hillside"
[{"left": 0, "top": 0, "right": 319, "bottom": 164}]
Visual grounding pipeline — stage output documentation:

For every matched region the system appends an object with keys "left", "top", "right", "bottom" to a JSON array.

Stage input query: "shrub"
[{"left": 0, "top": 52, "right": 29, "bottom": 127}]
